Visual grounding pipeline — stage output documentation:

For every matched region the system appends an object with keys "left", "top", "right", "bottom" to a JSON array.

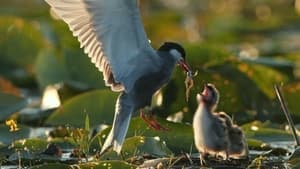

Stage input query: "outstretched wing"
[{"left": 45, "top": 0, "right": 157, "bottom": 92}]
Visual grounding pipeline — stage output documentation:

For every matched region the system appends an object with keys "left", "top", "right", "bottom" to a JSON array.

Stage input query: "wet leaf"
[
  {"left": 0, "top": 92, "right": 27, "bottom": 121},
  {"left": 46, "top": 90, "right": 118, "bottom": 127},
  {"left": 12, "top": 138, "right": 48, "bottom": 153},
  {"left": 99, "top": 136, "right": 173, "bottom": 160},
  {"left": 281, "top": 83, "right": 300, "bottom": 122},
  {"left": 29, "top": 163, "right": 72, "bottom": 169},
  {"left": 63, "top": 48, "right": 106, "bottom": 89},
  {"left": 247, "top": 138, "right": 272, "bottom": 151},
  {"left": 0, "top": 16, "right": 45, "bottom": 86},
  {"left": 75, "top": 161, "right": 136, "bottom": 169},
  {"left": 242, "top": 121, "right": 294, "bottom": 142},
  {"left": 97, "top": 117, "right": 194, "bottom": 154},
  {"left": 236, "top": 63, "right": 289, "bottom": 98},
  {"left": 0, "top": 124, "right": 31, "bottom": 144},
  {"left": 35, "top": 49, "right": 68, "bottom": 90}
]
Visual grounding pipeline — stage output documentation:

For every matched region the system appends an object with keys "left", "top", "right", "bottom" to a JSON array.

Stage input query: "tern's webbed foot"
[{"left": 140, "top": 110, "right": 170, "bottom": 131}]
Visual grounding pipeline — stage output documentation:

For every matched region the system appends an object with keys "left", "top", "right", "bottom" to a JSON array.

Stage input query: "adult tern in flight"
[{"left": 45, "top": 0, "right": 193, "bottom": 155}]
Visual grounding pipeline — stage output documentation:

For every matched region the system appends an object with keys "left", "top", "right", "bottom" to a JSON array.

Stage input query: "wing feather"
[{"left": 45, "top": 0, "right": 156, "bottom": 92}]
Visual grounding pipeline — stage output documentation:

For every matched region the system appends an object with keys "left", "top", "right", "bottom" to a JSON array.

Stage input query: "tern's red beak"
[{"left": 178, "top": 59, "right": 192, "bottom": 73}]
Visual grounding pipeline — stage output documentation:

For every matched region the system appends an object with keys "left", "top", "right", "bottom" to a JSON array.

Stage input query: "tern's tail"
[{"left": 100, "top": 93, "right": 133, "bottom": 155}]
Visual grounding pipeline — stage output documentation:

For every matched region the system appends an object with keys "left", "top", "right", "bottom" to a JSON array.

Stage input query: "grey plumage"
[
  {"left": 193, "top": 84, "right": 229, "bottom": 159},
  {"left": 193, "top": 83, "right": 248, "bottom": 161},
  {"left": 45, "top": 0, "right": 192, "bottom": 155}
]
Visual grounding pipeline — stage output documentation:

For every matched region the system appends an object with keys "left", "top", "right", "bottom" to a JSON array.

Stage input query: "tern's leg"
[
  {"left": 140, "top": 107, "right": 169, "bottom": 131},
  {"left": 100, "top": 93, "right": 133, "bottom": 156}
]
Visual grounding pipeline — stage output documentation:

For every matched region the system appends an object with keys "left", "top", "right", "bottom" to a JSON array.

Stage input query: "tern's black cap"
[{"left": 158, "top": 42, "right": 186, "bottom": 59}]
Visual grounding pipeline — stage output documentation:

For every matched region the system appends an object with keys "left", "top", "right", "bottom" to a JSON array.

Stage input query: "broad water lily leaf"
[
  {"left": 74, "top": 161, "right": 136, "bottom": 169},
  {"left": 46, "top": 90, "right": 118, "bottom": 127},
  {"left": 12, "top": 138, "right": 48, "bottom": 153},
  {"left": 238, "top": 55, "right": 294, "bottom": 69},
  {"left": 99, "top": 136, "right": 173, "bottom": 160},
  {"left": 49, "top": 137, "right": 77, "bottom": 150},
  {"left": 0, "top": 124, "right": 31, "bottom": 144},
  {"left": 242, "top": 121, "right": 294, "bottom": 142},
  {"left": 0, "top": 16, "right": 45, "bottom": 84},
  {"left": 35, "top": 49, "right": 68, "bottom": 90},
  {"left": 247, "top": 138, "right": 272, "bottom": 151},
  {"left": 97, "top": 117, "right": 194, "bottom": 154},
  {"left": 0, "top": 92, "right": 27, "bottom": 121},
  {"left": 16, "top": 108, "right": 56, "bottom": 126},
  {"left": 185, "top": 43, "right": 231, "bottom": 68},
  {"left": 63, "top": 48, "right": 106, "bottom": 89},
  {"left": 236, "top": 62, "right": 289, "bottom": 98},
  {"left": 29, "top": 163, "right": 72, "bottom": 169}
]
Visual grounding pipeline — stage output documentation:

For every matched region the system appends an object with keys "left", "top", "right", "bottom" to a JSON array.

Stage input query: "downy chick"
[
  {"left": 217, "top": 112, "right": 248, "bottom": 159},
  {"left": 193, "top": 83, "right": 229, "bottom": 161}
]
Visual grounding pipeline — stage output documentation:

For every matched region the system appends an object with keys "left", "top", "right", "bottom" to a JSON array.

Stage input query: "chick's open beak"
[{"left": 201, "top": 83, "right": 210, "bottom": 100}]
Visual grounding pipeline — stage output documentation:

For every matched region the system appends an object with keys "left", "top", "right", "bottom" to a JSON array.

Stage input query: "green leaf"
[
  {"left": 99, "top": 136, "right": 173, "bottom": 160},
  {"left": 0, "top": 92, "right": 27, "bottom": 121},
  {"left": 46, "top": 90, "right": 118, "bottom": 127},
  {"left": 74, "top": 161, "right": 136, "bottom": 169},
  {"left": 12, "top": 138, "right": 48, "bottom": 153},
  {"left": 85, "top": 114, "right": 90, "bottom": 133},
  {"left": 35, "top": 49, "right": 68, "bottom": 90},
  {"left": 0, "top": 124, "right": 31, "bottom": 144},
  {"left": 281, "top": 83, "right": 300, "bottom": 122},
  {"left": 63, "top": 48, "right": 106, "bottom": 89},
  {"left": 97, "top": 117, "right": 195, "bottom": 154},
  {"left": 239, "top": 55, "right": 294, "bottom": 69},
  {"left": 242, "top": 121, "right": 294, "bottom": 142},
  {"left": 247, "top": 138, "right": 272, "bottom": 151},
  {"left": 236, "top": 63, "right": 289, "bottom": 98},
  {"left": 0, "top": 16, "right": 46, "bottom": 80},
  {"left": 29, "top": 163, "right": 72, "bottom": 169}
]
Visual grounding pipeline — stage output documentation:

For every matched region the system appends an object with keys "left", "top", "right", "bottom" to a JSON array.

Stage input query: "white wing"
[{"left": 45, "top": 0, "right": 158, "bottom": 92}]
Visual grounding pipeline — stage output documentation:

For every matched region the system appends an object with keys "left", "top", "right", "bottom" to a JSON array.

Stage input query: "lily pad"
[
  {"left": 29, "top": 163, "right": 71, "bottom": 169},
  {"left": 0, "top": 124, "right": 31, "bottom": 145},
  {"left": 242, "top": 121, "right": 294, "bottom": 142},
  {"left": 0, "top": 16, "right": 46, "bottom": 86},
  {"left": 63, "top": 48, "right": 106, "bottom": 89},
  {"left": 97, "top": 117, "right": 194, "bottom": 154},
  {"left": 46, "top": 90, "right": 118, "bottom": 127},
  {"left": 99, "top": 136, "right": 173, "bottom": 160},
  {"left": 12, "top": 138, "right": 48, "bottom": 153},
  {"left": 0, "top": 92, "right": 27, "bottom": 121},
  {"left": 247, "top": 138, "right": 272, "bottom": 151},
  {"left": 35, "top": 49, "right": 68, "bottom": 90},
  {"left": 74, "top": 161, "right": 136, "bottom": 169}
]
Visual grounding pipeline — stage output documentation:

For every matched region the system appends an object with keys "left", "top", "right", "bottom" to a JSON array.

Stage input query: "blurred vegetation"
[{"left": 0, "top": 0, "right": 300, "bottom": 168}]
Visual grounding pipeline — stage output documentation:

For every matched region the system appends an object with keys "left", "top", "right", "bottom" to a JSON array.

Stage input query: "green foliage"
[
  {"left": 1, "top": 0, "right": 300, "bottom": 168},
  {"left": 96, "top": 117, "right": 194, "bottom": 154},
  {"left": 0, "top": 92, "right": 27, "bottom": 121},
  {"left": 46, "top": 90, "right": 118, "bottom": 127},
  {"left": 99, "top": 136, "right": 173, "bottom": 160},
  {"left": 12, "top": 138, "right": 48, "bottom": 153},
  {"left": 35, "top": 49, "right": 68, "bottom": 89},
  {"left": 0, "top": 124, "right": 31, "bottom": 145}
]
